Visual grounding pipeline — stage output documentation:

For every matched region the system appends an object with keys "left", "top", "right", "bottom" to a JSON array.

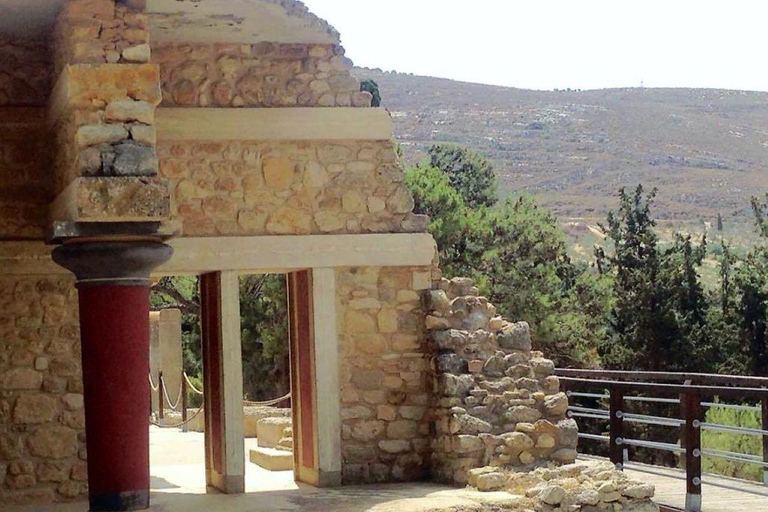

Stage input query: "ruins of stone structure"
[{"left": 0, "top": 1, "right": 654, "bottom": 511}]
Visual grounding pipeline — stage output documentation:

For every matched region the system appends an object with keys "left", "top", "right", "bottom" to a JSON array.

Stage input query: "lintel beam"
[
  {"left": 156, "top": 107, "right": 394, "bottom": 142},
  {"left": 0, "top": 233, "right": 436, "bottom": 276}
]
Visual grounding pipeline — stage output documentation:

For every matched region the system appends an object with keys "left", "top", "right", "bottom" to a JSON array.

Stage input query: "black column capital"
[{"left": 52, "top": 241, "right": 173, "bottom": 287}]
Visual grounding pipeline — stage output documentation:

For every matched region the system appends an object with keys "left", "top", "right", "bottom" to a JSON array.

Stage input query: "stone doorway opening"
[
  {"left": 238, "top": 273, "right": 295, "bottom": 492},
  {"left": 145, "top": 268, "right": 327, "bottom": 496}
]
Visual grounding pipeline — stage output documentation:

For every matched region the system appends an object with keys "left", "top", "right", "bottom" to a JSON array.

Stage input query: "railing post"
[
  {"left": 181, "top": 371, "right": 188, "bottom": 433},
  {"left": 681, "top": 387, "right": 702, "bottom": 512},
  {"left": 158, "top": 371, "right": 165, "bottom": 421},
  {"left": 609, "top": 384, "right": 625, "bottom": 468},
  {"left": 762, "top": 396, "right": 768, "bottom": 485}
]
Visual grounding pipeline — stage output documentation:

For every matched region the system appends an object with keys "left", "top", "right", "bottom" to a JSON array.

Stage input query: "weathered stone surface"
[
  {"left": 475, "top": 471, "right": 507, "bottom": 491},
  {"left": 105, "top": 99, "right": 154, "bottom": 124},
  {"left": 63, "top": 176, "right": 170, "bottom": 222},
  {"left": 105, "top": 141, "right": 159, "bottom": 176},
  {"left": 539, "top": 485, "right": 566, "bottom": 505},
  {"left": 27, "top": 426, "right": 78, "bottom": 459},
  {"left": 122, "top": 44, "right": 151, "bottom": 62},
  {"left": 1, "top": 369, "right": 43, "bottom": 390},
  {"left": 13, "top": 395, "right": 57, "bottom": 424},
  {"left": 497, "top": 322, "right": 532, "bottom": 351},
  {"left": 76, "top": 124, "right": 129, "bottom": 147},
  {"left": 543, "top": 393, "right": 569, "bottom": 416},
  {"left": 623, "top": 484, "right": 655, "bottom": 499}
]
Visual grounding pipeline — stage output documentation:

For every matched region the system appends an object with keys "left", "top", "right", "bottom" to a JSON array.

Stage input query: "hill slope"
[{"left": 355, "top": 69, "right": 768, "bottom": 222}]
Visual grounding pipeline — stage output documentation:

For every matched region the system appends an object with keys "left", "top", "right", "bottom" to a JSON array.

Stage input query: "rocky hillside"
[{"left": 355, "top": 69, "right": 768, "bottom": 222}]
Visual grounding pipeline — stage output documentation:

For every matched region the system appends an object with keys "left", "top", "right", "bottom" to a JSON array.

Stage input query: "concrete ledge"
[
  {"left": 156, "top": 107, "right": 393, "bottom": 142},
  {"left": 249, "top": 447, "right": 294, "bottom": 472}
]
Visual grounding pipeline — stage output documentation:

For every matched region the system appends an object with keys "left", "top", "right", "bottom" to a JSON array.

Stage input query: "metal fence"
[{"left": 556, "top": 369, "right": 768, "bottom": 512}]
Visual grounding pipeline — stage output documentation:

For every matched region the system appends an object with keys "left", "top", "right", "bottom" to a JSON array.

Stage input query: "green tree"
[
  {"left": 360, "top": 79, "right": 381, "bottom": 107},
  {"left": 428, "top": 144, "right": 499, "bottom": 208},
  {"left": 596, "top": 185, "right": 713, "bottom": 372}
]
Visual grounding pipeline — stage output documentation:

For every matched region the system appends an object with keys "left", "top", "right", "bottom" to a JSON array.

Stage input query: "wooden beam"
[{"left": 156, "top": 107, "right": 393, "bottom": 142}]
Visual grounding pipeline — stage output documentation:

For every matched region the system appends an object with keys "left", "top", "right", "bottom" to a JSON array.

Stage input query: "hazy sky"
[{"left": 302, "top": 0, "right": 768, "bottom": 92}]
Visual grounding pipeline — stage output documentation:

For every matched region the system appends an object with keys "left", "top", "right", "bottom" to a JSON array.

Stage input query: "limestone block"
[
  {"left": 122, "top": 44, "right": 151, "bottom": 63},
  {"left": 256, "top": 417, "right": 292, "bottom": 448},
  {"left": 13, "top": 395, "right": 57, "bottom": 424},
  {"left": 249, "top": 447, "right": 293, "bottom": 471},
  {"left": 105, "top": 99, "right": 155, "bottom": 124},
  {"left": 263, "top": 157, "right": 295, "bottom": 189},
  {"left": 497, "top": 322, "right": 532, "bottom": 351},
  {"left": 50, "top": 176, "right": 170, "bottom": 222},
  {"left": 105, "top": 141, "right": 159, "bottom": 176},
  {"left": 76, "top": 124, "right": 129, "bottom": 146},
  {"left": 539, "top": 485, "right": 566, "bottom": 505},
  {"left": 27, "top": 426, "right": 78, "bottom": 459},
  {"left": 0, "top": 369, "right": 42, "bottom": 390},
  {"left": 475, "top": 471, "right": 507, "bottom": 491},
  {"left": 543, "top": 393, "right": 568, "bottom": 416}
]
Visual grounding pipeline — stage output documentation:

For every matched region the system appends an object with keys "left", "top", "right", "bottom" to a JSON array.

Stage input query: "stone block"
[
  {"left": 27, "top": 426, "right": 78, "bottom": 459},
  {"left": 50, "top": 176, "right": 170, "bottom": 222},
  {"left": 0, "top": 369, "right": 42, "bottom": 390},
  {"left": 256, "top": 417, "right": 292, "bottom": 448},
  {"left": 13, "top": 395, "right": 57, "bottom": 424},
  {"left": 249, "top": 446, "right": 293, "bottom": 471},
  {"left": 105, "top": 99, "right": 155, "bottom": 124}
]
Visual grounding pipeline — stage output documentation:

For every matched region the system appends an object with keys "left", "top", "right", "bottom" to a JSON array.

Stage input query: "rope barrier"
[
  {"left": 183, "top": 372, "right": 204, "bottom": 395},
  {"left": 150, "top": 403, "right": 204, "bottom": 429},
  {"left": 148, "top": 374, "right": 159, "bottom": 392},
  {"left": 243, "top": 392, "right": 291, "bottom": 407},
  {"left": 161, "top": 377, "right": 183, "bottom": 412}
]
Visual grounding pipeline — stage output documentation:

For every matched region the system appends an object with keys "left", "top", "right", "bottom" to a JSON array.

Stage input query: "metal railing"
[{"left": 556, "top": 369, "right": 768, "bottom": 512}]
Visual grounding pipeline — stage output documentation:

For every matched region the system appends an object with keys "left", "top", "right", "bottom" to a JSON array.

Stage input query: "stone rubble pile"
[
  {"left": 426, "top": 277, "right": 578, "bottom": 485},
  {"left": 468, "top": 461, "right": 657, "bottom": 512}
]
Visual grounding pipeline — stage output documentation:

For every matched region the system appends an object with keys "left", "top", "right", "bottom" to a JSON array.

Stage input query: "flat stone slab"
[{"left": 249, "top": 447, "right": 293, "bottom": 472}]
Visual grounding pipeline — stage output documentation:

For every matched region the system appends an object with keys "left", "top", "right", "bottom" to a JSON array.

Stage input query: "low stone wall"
[
  {"left": 0, "top": 276, "right": 86, "bottom": 505},
  {"left": 158, "top": 140, "right": 427, "bottom": 237},
  {"left": 155, "top": 43, "right": 371, "bottom": 108},
  {"left": 426, "top": 277, "right": 578, "bottom": 485}
]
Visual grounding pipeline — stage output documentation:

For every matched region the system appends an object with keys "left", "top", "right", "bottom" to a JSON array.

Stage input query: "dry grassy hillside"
[{"left": 356, "top": 69, "right": 768, "bottom": 224}]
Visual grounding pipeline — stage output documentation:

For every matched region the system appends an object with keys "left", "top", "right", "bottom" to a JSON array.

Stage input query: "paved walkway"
[
  {"left": 623, "top": 462, "right": 768, "bottom": 512},
  {"left": 12, "top": 427, "right": 515, "bottom": 512}
]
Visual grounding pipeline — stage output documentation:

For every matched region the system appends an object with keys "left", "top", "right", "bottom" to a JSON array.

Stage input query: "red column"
[
  {"left": 53, "top": 241, "right": 172, "bottom": 511},
  {"left": 79, "top": 284, "right": 151, "bottom": 510}
]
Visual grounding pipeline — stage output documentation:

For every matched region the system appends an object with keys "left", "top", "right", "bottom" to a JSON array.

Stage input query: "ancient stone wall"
[
  {"left": 158, "top": 140, "right": 427, "bottom": 236},
  {"left": 425, "top": 277, "right": 578, "bottom": 485},
  {"left": 0, "top": 39, "right": 53, "bottom": 240},
  {"left": 155, "top": 43, "right": 372, "bottom": 108},
  {"left": 50, "top": 0, "right": 168, "bottom": 222},
  {"left": 52, "top": 0, "right": 150, "bottom": 77},
  {"left": 0, "top": 39, "right": 50, "bottom": 107},
  {"left": 336, "top": 265, "right": 437, "bottom": 483},
  {"left": 0, "top": 276, "right": 86, "bottom": 504}
]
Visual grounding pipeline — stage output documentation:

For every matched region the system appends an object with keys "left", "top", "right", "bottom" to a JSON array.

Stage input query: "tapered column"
[{"left": 53, "top": 241, "right": 172, "bottom": 511}]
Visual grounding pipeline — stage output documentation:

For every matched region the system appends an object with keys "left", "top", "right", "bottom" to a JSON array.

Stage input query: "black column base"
[{"left": 90, "top": 490, "right": 150, "bottom": 512}]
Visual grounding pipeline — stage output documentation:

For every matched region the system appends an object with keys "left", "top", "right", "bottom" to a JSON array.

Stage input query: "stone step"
[
  {"left": 249, "top": 446, "right": 294, "bottom": 472},
  {"left": 276, "top": 436, "right": 293, "bottom": 451}
]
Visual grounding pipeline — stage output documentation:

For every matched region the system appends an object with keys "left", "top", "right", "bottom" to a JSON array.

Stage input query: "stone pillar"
[{"left": 52, "top": 241, "right": 172, "bottom": 511}]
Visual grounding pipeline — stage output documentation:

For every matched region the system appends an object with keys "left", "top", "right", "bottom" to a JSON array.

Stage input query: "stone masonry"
[
  {"left": 337, "top": 265, "right": 437, "bottom": 483},
  {"left": 156, "top": 43, "right": 373, "bottom": 108},
  {"left": 159, "top": 140, "right": 427, "bottom": 236},
  {"left": 0, "top": 277, "right": 86, "bottom": 505},
  {"left": 425, "top": 277, "right": 578, "bottom": 486},
  {"left": 50, "top": 0, "right": 169, "bottom": 223}
]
